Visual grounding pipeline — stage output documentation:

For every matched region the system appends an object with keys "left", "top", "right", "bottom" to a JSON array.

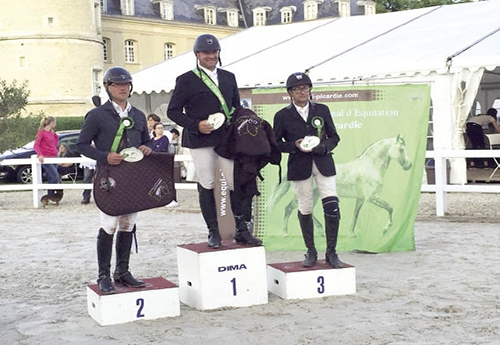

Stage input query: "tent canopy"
[{"left": 132, "top": 0, "right": 500, "bottom": 95}]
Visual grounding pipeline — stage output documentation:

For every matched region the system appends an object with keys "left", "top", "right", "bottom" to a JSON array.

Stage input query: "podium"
[
  {"left": 87, "top": 277, "right": 180, "bottom": 326},
  {"left": 177, "top": 242, "right": 268, "bottom": 310},
  {"left": 267, "top": 260, "right": 356, "bottom": 300}
]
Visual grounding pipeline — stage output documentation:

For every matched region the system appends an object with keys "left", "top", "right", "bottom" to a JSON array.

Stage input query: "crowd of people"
[{"left": 33, "top": 33, "right": 351, "bottom": 294}]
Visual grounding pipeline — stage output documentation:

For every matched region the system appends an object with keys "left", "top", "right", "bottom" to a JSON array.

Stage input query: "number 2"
[{"left": 136, "top": 298, "right": 145, "bottom": 318}]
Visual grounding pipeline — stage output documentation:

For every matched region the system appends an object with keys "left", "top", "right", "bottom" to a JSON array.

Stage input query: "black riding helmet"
[
  {"left": 103, "top": 66, "right": 133, "bottom": 95},
  {"left": 193, "top": 34, "right": 221, "bottom": 53},
  {"left": 286, "top": 72, "right": 312, "bottom": 90}
]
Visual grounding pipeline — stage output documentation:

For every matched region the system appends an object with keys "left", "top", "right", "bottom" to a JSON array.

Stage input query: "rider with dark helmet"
[
  {"left": 168, "top": 34, "right": 262, "bottom": 249},
  {"left": 273, "top": 72, "right": 348, "bottom": 269},
  {"left": 76, "top": 66, "right": 153, "bottom": 294}
]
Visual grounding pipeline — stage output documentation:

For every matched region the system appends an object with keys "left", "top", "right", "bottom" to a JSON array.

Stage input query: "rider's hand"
[
  {"left": 107, "top": 152, "right": 124, "bottom": 165},
  {"left": 295, "top": 138, "right": 312, "bottom": 153},
  {"left": 139, "top": 145, "right": 152, "bottom": 156},
  {"left": 199, "top": 120, "right": 214, "bottom": 134},
  {"left": 312, "top": 144, "right": 327, "bottom": 155}
]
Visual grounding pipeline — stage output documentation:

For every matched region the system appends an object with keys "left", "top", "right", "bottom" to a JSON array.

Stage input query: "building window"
[
  {"left": 124, "top": 40, "right": 136, "bottom": 63},
  {"left": 93, "top": 70, "right": 101, "bottom": 96},
  {"left": 195, "top": 5, "right": 216, "bottom": 25},
  {"left": 252, "top": 7, "right": 271, "bottom": 26},
  {"left": 333, "top": 0, "right": 350, "bottom": 17},
  {"left": 218, "top": 7, "right": 239, "bottom": 27},
  {"left": 364, "top": 4, "right": 376, "bottom": 15},
  {"left": 121, "top": 0, "right": 134, "bottom": 16},
  {"left": 227, "top": 9, "right": 238, "bottom": 27},
  {"left": 153, "top": 0, "right": 174, "bottom": 20},
  {"left": 280, "top": 6, "right": 296, "bottom": 24},
  {"left": 100, "top": 0, "right": 107, "bottom": 13},
  {"left": 160, "top": 1, "right": 174, "bottom": 20},
  {"left": 103, "top": 38, "right": 110, "bottom": 62},
  {"left": 304, "top": 0, "right": 322, "bottom": 21},
  {"left": 164, "top": 43, "right": 175, "bottom": 60}
]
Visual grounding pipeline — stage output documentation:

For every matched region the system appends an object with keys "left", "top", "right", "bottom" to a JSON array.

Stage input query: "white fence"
[
  {"left": 2, "top": 150, "right": 500, "bottom": 214},
  {"left": 0, "top": 154, "right": 196, "bottom": 208}
]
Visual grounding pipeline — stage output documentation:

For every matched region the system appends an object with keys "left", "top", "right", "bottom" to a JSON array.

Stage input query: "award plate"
[
  {"left": 207, "top": 112, "right": 225, "bottom": 130},
  {"left": 120, "top": 147, "right": 144, "bottom": 162},
  {"left": 300, "top": 136, "right": 320, "bottom": 151}
]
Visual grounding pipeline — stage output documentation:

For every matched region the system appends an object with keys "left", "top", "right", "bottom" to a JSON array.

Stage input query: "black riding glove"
[{"left": 311, "top": 143, "right": 327, "bottom": 155}]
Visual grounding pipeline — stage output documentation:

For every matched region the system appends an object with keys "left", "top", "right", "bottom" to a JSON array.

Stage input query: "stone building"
[{"left": 0, "top": 0, "right": 375, "bottom": 117}]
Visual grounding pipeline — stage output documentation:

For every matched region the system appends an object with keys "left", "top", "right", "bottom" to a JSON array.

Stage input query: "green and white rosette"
[
  {"left": 111, "top": 116, "right": 135, "bottom": 153},
  {"left": 311, "top": 116, "right": 324, "bottom": 139}
]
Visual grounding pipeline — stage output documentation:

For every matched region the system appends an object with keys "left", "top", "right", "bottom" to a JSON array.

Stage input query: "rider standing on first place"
[
  {"left": 167, "top": 34, "right": 262, "bottom": 248},
  {"left": 273, "top": 72, "right": 348, "bottom": 269}
]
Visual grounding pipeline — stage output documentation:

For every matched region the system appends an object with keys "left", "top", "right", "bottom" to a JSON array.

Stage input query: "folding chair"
[{"left": 484, "top": 134, "right": 500, "bottom": 181}]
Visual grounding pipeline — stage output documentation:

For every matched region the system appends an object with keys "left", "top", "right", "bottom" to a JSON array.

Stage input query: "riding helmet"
[
  {"left": 103, "top": 66, "right": 133, "bottom": 85},
  {"left": 286, "top": 72, "right": 312, "bottom": 90},
  {"left": 193, "top": 34, "right": 221, "bottom": 53}
]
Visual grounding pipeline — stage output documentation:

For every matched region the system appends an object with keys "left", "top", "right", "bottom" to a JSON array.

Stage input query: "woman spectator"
[
  {"left": 34, "top": 116, "right": 60, "bottom": 195},
  {"left": 152, "top": 122, "right": 169, "bottom": 152}
]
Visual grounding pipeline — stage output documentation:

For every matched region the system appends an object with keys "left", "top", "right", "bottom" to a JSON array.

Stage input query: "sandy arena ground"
[{"left": 0, "top": 190, "right": 499, "bottom": 345}]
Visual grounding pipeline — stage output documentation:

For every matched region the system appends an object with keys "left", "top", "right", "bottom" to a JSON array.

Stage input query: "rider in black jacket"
[
  {"left": 273, "top": 72, "right": 348, "bottom": 269},
  {"left": 168, "top": 34, "right": 261, "bottom": 248}
]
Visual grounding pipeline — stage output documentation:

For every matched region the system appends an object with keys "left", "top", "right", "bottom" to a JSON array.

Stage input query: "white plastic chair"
[{"left": 484, "top": 134, "right": 500, "bottom": 181}]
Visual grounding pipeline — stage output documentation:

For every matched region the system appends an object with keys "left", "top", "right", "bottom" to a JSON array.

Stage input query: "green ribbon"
[
  {"left": 311, "top": 116, "right": 324, "bottom": 138},
  {"left": 111, "top": 116, "right": 135, "bottom": 153},
  {"left": 192, "top": 68, "right": 234, "bottom": 122}
]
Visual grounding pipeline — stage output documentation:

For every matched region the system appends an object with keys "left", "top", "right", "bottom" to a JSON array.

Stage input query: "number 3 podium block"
[
  {"left": 267, "top": 261, "right": 356, "bottom": 300},
  {"left": 87, "top": 277, "right": 180, "bottom": 326},
  {"left": 177, "top": 242, "right": 268, "bottom": 310}
]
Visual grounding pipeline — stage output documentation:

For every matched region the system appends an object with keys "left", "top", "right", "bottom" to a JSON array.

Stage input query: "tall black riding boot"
[
  {"left": 298, "top": 211, "right": 317, "bottom": 267},
  {"left": 198, "top": 184, "right": 221, "bottom": 248},
  {"left": 231, "top": 191, "right": 262, "bottom": 245},
  {"left": 113, "top": 231, "right": 145, "bottom": 287},
  {"left": 323, "top": 196, "right": 348, "bottom": 269},
  {"left": 96, "top": 228, "right": 115, "bottom": 294}
]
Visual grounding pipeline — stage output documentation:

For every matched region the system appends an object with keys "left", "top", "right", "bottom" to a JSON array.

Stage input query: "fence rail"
[
  {"left": 2, "top": 150, "right": 500, "bottom": 214},
  {"left": 0, "top": 155, "right": 195, "bottom": 208}
]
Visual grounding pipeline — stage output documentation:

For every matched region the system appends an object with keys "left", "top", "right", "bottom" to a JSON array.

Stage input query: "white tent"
[{"left": 130, "top": 0, "right": 500, "bottom": 184}]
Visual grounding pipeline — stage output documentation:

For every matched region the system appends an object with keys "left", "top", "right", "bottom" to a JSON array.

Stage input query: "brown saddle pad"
[{"left": 94, "top": 152, "right": 176, "bottom": 216}]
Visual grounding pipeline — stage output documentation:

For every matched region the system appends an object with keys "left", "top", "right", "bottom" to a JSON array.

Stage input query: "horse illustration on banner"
[{"left": 267, "top": 135, "right": 412, "bottom": 236}]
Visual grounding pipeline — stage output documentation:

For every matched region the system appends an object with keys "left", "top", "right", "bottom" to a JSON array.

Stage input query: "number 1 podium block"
[
  {"left": 87, "top": 277, "right": 180, "bottom": 326},
  {"left": 177, "top": 242, "right": 268, "bottom": 310},
  {"left": 267, "top": 260, "right": 356, "bottom": 300}
]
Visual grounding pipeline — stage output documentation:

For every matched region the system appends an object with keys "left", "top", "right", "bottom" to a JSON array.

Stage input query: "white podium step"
[
  {"left": 177, "top": 241, "right": 268, "bottom": 310},
  {"left": 267, "top": 260, "right": 356, "bottom": 300},
  {"left": 87, "top": 277, "right": 180, "bottom": 326}
]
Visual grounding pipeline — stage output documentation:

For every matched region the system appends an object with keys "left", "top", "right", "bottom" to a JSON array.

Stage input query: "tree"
[
  {"left": 0, "top": 79, "right": 42, "bottom": 152},
  {"left": 374, "top": 0, "right": 471, "bottom": 13},
  {"left": 0, "top": 79, "right": 30, "bottom": 120}
]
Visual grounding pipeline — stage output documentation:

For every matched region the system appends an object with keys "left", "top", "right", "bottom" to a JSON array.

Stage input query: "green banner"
[{"left": 253, "top": 84, "right": 431, "bottom": 253}]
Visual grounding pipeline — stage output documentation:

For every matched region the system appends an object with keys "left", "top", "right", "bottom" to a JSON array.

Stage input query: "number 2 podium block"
[
  {"left": 177, "top": 242, "right": 268, "bottom": 310},
  {"left": 87, "top": 277, "right": 180, "bottom": 326},
  {"left": 267, "top": 261, "right": 356, "bottom": 300}
]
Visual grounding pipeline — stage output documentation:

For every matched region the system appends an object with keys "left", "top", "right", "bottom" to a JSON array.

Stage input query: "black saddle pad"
[{"left": 94, "top": 152, "right": 176, "bottom": 216}]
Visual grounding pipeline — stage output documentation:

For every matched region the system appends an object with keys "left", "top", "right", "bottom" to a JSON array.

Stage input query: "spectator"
[{"left": 34, "top": 116, "right": 60, "bottom": 197}]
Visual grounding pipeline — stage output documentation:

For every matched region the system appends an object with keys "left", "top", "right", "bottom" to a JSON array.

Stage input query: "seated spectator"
[
  {"left": 147, "top": 113, "right": 161, "bottom": 139},
  {"left": 466, "top": 108, "right": 500, "bottom": 168},
  {"left": 57, "top": 143, "right": 78, "bottom": 177},
  {"left": 168, "top": 128, "right": 180, "bottom": 154},
  {"left": 152, "top": 122, "right": 169, "bottom": 152}
]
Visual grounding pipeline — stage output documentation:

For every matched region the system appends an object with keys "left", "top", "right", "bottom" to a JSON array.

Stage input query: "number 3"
[{"left": 317, "top": 276, "right": 325, "bottom": 294}]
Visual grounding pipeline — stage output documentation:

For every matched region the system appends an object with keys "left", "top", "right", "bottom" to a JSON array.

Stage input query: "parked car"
[{"left": 0, "top": 130, "right": 81, "bottom": 184}]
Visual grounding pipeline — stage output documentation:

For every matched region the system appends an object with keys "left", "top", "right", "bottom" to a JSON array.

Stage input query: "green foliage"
[
  {"left": 0, "top": 79, "right": 30, "bottom": 120},
  {"left": 374, "top": 0, "right": 471, "bottom": 13},
  {"left": 55, "top": 117, "right": 85, "bottom": 131},
  {"left": 0, "top": 113, "right": 43, "bottom": 152}
]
